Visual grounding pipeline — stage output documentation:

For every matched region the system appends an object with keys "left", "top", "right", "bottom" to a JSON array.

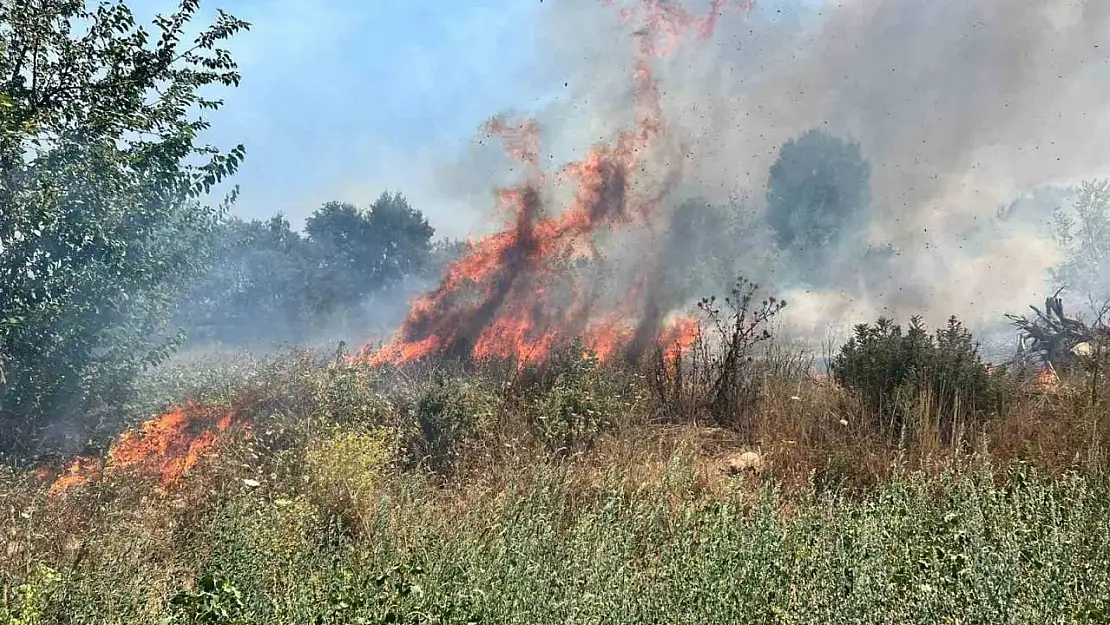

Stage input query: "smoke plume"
[
  {"left": 523, "top": 0, "right": 1110, "bottom": 342},
  {"left": 370, "top": 0, "right": 1110, "bottom": 363}
]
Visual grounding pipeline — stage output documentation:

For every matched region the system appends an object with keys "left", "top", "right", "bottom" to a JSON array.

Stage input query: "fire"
[
  {"left": 47, "top": 402, "right": 237, "bottom": 496},
  {"left": 583, "top": 315, "right": 636, "bottom": 363},
  {"left": 361, "top": 0, "right": 748, "bottom": 369},
  {"left": 109, "top": 405, "right": 233, "bottom": 488},
  {"left": 47, "top": 457, "right": 104, "bottom": 497},
  {"left": 1034, "top": 366, "right": 1059, "bottom": 392},
  {"left": 608, "top": 0, "right": 754, "bottom": 58},
  {"left": 658, "top": 315, "right": 701, "bottom": 365}
]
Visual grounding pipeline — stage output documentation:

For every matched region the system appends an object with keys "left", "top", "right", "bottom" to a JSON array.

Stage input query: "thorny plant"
[{"left": 649, "top": 276, "right": 786, "bottom": 434}]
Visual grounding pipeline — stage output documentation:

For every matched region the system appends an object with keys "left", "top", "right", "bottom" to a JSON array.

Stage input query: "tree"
[
  {"left": 174, "top": 215, "right": 316, "bottom": 345},
  {"left": 0, "top": 0, "right": 248, "bottom": 453},
  {"left": 304, "top": 192, "right": 434, "bottom": 310},
  {"left": 364, "top": 191, "right": 435, "bottom": 286},
  {"left": 172, "top": 193, "right": 446, "bottom": 349},
  {"left": 765, "top": 129, "right": 871, "bottom": 281},
  {"left": 304, "top": 200, "right": 368, "bottom": 310},
  {"left": 1050, "top": 179, "right": 1110, "bottom": 303}
]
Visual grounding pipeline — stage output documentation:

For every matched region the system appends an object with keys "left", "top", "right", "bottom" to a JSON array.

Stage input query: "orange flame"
[
  {"left": 359, "top": 0, "right": 748, "bottom": 369},
  {"left": 1034, "top": 366, "right": 1059, "bottom": 391},
  {"left": 583, "top": 314, "right": 637, "bottom": 362},
  {"left": 47, "top": 457, "right": 104, "bottom": 497},
  {"left": 658, "top": 315, "right": 701, "bottom": 365},
  {"left": 46, "top": 402, "right": 237, "bottom": 496}
]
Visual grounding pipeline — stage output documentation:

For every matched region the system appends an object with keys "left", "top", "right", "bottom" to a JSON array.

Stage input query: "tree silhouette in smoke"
[
  {"left": 306, "top": 192, "right": 435, "bottom": 310},
  {"left": 1051, "top": 179, "right": 1110, "bottom": 305},
  {"left": 765, "top": 129, "right": 871, "bottom": 283}
]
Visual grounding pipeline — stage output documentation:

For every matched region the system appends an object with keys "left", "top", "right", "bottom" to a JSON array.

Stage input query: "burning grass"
[
  {"left": 43, "top": 401, "right": 242, "bottom": 497},
  {"left": 3, "top": 341, "right": 1110, "bottom": 622}
]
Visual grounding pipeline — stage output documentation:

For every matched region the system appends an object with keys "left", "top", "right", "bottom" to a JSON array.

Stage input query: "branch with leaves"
[{"left": 0, "top": 0, "right": 249, "bottom": 454}]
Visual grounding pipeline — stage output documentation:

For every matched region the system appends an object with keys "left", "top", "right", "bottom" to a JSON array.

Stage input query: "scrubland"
[{"left": 3, "top": 333, "right": 1110, "bottom": 624}]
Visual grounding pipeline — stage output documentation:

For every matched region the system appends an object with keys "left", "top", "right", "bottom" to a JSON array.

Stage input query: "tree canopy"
[
  {"left": 0, "top": 0, "right": 248, "bottom": 453},
  {"left": 305, "top": 192, "right": 434, "bottom": 309},
  {"left": 1051, "top": 179, "right": 1110, "bottom": 304},
  {"left": 176, "top": 193, "right": 443, "bottom": 348},
  {"left": 765, "top": 129, "right": 871, "bottom": 281}
]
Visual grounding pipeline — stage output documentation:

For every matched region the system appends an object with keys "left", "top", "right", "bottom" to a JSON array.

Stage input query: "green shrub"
[
  {"left": 308, "top": 356, "right": 394, "bottom": 428},
  {"left": 167, "top": 574, "right": 247, "bottom": 625},
  {"left": 831, "top": 316, "right": 1004, "bottom": 441},
  {"left": 306, "top": 428, "right": 395, "bottom": 531},
  {"left": 407, "top": 380, "right": 482, "bottom": 476},
  {"left": 521, "top": 341, "right": 647, "bottom": 455},
  {"left": 1, "top": 564, "right": 62, "bottom": 625},
  {"left": 529, "top": 359, "right": 613, "bottom": 455}
]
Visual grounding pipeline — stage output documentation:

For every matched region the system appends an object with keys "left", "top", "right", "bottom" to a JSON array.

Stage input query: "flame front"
[
  {"left": 363, "top": 0, "right": 749, "bottom": 368},
  {"left": 47, "top": 402, "right": 236, "bottom": 496}
]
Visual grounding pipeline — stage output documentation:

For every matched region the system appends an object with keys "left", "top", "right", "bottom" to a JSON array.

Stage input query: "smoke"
[{"left": 468, "top": 0, "right": 1110, "bottom": 350}]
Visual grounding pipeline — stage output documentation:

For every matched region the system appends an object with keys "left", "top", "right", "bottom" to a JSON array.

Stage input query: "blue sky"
[{"left": 182, "top": 0, "right": 553, "bottom": 238}]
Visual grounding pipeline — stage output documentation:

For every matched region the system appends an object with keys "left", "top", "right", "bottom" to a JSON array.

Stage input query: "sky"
[
  {"left": 160, "top": 0, "right": 827, "bottom": 240},
  {"left": 188, "top": 0, "right": 555, "bottom": 239}
]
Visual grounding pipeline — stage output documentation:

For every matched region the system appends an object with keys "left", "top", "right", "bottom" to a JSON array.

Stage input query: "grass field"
[{"left": 3, "top": 345, "right": 1110, "bottom": 624}]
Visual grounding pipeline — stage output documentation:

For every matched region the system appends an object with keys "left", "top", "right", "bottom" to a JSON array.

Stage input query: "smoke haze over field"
[
  {"left": 201, "top": 0, "right": 1110, "bottom": 354},
  {"left": 438, "top": 0, "right": 1110, "bottom": 347}
]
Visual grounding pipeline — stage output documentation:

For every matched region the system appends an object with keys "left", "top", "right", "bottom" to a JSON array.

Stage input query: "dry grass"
[{"left": 4, "top": 348, "right": 1110, "bottom": 622}]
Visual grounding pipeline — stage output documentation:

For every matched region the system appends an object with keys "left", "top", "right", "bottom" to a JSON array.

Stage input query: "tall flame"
[{"left": 362, "top": 0, "right": 749, "bottom": 368}]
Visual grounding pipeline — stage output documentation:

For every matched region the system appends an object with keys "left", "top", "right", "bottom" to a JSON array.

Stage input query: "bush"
[
  {"left": 531, "top": 356, "right": 637, "bottom": 455},
  {"left": 306, "top": 428, "right": 395, "bottom": 532},
  {"left": 406, "top": 380, "right": 483, "bottom": 477},
  {"left": 1, "top": 564, "right": 62, "bottom": 624},
  {"left": 497, "top": 339, "right": 648, "bottom": 456},
  {"left": 831, "top": 316, "right": 1004, "bottom": 441},
  {"left": 650, "top": 277, "right": 786, "bottom": 433},
  {"left": 167, "top": 573, "right": 247, "bottom": 625}
]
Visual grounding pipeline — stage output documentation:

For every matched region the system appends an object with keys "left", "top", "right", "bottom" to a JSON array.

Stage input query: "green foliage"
[
  {"left": 1051, "top": 179, "right": 1110, "bottom": 302},
  {"left": 305, "top": 192, "right": 435, "bottom": 310},
  {"left": 306, "top": 428, "right": 395, "bottom": 531},
  {"left": 168, "top": 574, "right": 247, "bottom": 625},
  {"left": 175, "top": 215, "right": 317, "bottom": 345},
  {"left": 307, "top": 357, "right": 395, "bottom": 428},
  {"left": 1, "top": 564, "right": 62, "bottom": 625},
  {"left": 315, "top": 564, "right": 438, "bottom": 625},
  {"left": 0, "top": 0, "right": 249, "bottom": 453},
  {"left": 525, "top": 343, "right": 642, "bottom": 455},
  {"left": 407, "top": 379, "right": 481, "bottom": 476},
  {"left": 1, "top": 347, "right": 1109, "bottom": 623},
  {"left": 765, "top": 129, "right": 870, "bottom": 282},
  {"left": 831, "top": 316, "right": 1003, "bottom": 439},
  {"left": 174, "top": 192, "right": 445, "bottom": 348}
]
